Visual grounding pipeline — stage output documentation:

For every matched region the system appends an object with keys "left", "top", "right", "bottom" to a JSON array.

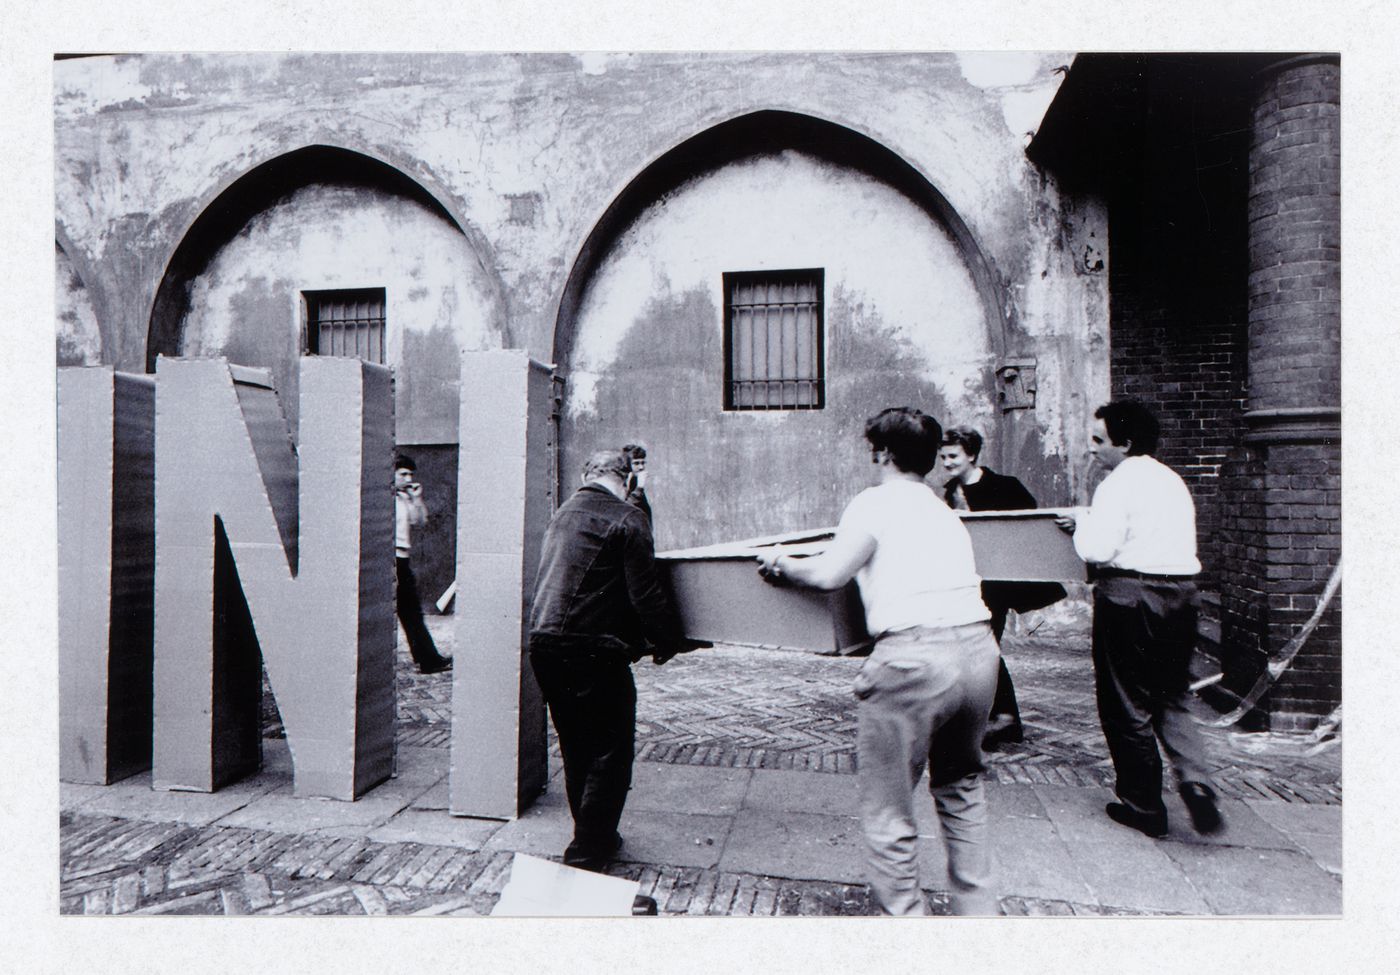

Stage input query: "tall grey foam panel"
[
  {"left": 58, "top": 367, "right": 156, "bottom": 785},
  {"left": 450, "top": 351, "right": 553, "bottom": 818},
  {"left": 152, "top": 357, "right": 395, "bottom": 798}
]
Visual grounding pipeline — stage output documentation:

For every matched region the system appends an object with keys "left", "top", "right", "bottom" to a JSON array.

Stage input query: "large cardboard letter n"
[{"left": 152, "top": 357, "right": 395, "bottom": 799}]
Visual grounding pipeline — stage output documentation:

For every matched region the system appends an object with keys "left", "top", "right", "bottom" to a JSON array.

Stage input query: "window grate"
[
  {"left": 304, "top": 288, "right": 386, "bottom": 365},
  {"left": 723, "top": 269, "right": 824, "bottom": 410}
]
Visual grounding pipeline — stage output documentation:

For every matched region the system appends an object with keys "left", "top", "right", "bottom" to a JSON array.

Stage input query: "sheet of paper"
[{"left": 489, "top": 853, "right": 640, "bottom": 917}]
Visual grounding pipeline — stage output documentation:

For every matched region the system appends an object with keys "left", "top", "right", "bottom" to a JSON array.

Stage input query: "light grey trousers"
[{"left": 855, "top": 622, "right": 1001, "bottom": 916}]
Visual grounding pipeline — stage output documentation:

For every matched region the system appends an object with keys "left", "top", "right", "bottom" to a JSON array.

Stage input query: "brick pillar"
[{"left": 1220, "top": 55, "right": 1341, "bottom": 730}]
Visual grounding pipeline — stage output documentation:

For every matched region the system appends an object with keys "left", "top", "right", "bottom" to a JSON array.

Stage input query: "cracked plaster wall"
[
  {"left": 57, "top": 242, "right": 103, "bottom": 366},
  {"left": 178, "top": 182, "right": 495, "bottom": 443},
  {"left": 54, "top": 51, "right": 1108, "bottom": 544},
  {"left": 566, "top": 151, "right": 991, "bottom": 549}
]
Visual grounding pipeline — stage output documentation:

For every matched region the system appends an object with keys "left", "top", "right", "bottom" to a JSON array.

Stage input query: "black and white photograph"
[{"left": 3, "top": 0, "right": 1395, "bottom": 970}]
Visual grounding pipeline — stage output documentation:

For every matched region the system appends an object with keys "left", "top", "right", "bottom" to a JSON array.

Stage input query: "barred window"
[
  {"left": 304, "top": 288, "right": 386, "bottom": 364},
  {"left": 723, "top": 269, "right": 824, "bottom": 410}
]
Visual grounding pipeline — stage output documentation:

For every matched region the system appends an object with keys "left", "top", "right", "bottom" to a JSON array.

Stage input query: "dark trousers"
[
  {"left": 529, "top": 651, "right": 637, "bottom": 870},
  {"left": 987, "top": 606, "right": 1020, "bottom": 724},
  {"left": 396, "top": 557, "right": 444, "bottom": 668},
  {"left": 1091, "top": 578, "right": 1213, "bottom": 817}
]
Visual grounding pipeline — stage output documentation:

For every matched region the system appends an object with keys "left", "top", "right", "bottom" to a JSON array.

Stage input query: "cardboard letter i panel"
[
  {"left": 451, "top": 351, "right": 552, "bottom": 819},
  {"left": 59, "top": 367, "right": 155, "bottom": 785},
  {"left": 152, "top": 357, "right": 395, "bottom": 799}
]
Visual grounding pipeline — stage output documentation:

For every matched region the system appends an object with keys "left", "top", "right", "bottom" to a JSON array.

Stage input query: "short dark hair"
[
  {"left": 582, "top": 449, "right": 631, "bottom": 480},
  {"left": 393, "top": 454, "right": 416, "bottom": 472},
  {"left": 1095, "top": 401, "right": 1159, "bottom": 456},
  {"left": 941, "top": 425, "right": 983, "bottom": 461},
  {"left": 621, "top": 443, "right": 647, "bottom": 461},
  {"left": 865, "top": 407, "right": 943, "bottom": 477}
]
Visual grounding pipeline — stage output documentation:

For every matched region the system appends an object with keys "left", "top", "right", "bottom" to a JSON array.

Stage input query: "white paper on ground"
[{"left": 489, "top": 853, "right": 640, "bottom": 917}]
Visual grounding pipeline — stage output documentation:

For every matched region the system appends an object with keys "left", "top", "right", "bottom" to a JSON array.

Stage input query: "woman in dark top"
[{"left": 941, "top": 426, "right": 1064, "bottom": 748}]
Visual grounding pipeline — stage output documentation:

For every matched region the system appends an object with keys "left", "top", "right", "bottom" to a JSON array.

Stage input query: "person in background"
[
  {"left": 394, "top": 455, "right": 452, "bottom": 675},
  {"left": 528, "top": 448, "right": 707, "bottom": 897},
  {"left": 621, "top": 443, "right": 652, "bottom": 523},
  {"left": 757, "top": 408, "right": 999, "bottom": 916},
  {"left": 1055, "top": 401, "right": 1223, "bottom": 838},
  {"left": 939, "top": 425, "right": 1064, "bottom": 748}
]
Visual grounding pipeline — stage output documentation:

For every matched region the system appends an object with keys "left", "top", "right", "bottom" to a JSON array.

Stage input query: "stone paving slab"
[
  {"left": 913, "top": 779, "right": 1050, "bottom": 838},
  {"left": 409, "top": 779, "right": 452, "bottom": 812},
  {"left": 214, "top": 793, "right": 413, "bottom": 837},
  {"left": 1244, "top": 797, "right": 1344, "bottom": 834},
  {"left": 61, "top": 775, "right": 272, "bottom": 826},
  {"left": 718, "top": 808, "right": 866, "bottom": 883},
  {"left": 1157, "top": 794, "right": 1298, "bottom": 850},
  {"left": 742, "top": 766, "right": 861, "bottom": 816},
  {"left": 614, "top": 809, "right": 732, "bottom": 869},
  {"left": 991, "top": 818, "right": 1099, "bottom": 905},
  {"left": 1063, "top": 836, "right": 1212, "bottom": 914},
  {"left": 627, "top": 762, "right": 753, "bottom": 815},
  {"left": 479, "top": 800, "right": 575, "bottom": 858},
  {"left": 1032, "top": 784, "right": 1213, "bottom": 913},
  {"left": 1280, "top": 830, "right": 1342, "bottom": 877},
  {"left": 917, "top": 814, "right": 1098, "bottom": 906},
  {"left": 366, "top": 809, "right": 503, "bottom": 849},
  {"left": 1158, "top": 842, "right": 1342, "bottom": 915}
]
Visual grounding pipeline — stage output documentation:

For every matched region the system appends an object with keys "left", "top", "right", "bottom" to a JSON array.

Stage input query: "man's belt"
[{"left": 1091, "top": 566, "right": 1197, "bottom": 583}]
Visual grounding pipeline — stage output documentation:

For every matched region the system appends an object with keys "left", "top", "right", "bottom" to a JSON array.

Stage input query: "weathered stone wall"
[{"left": 54, "top": 51, "right": 1106, "bottom": 558}]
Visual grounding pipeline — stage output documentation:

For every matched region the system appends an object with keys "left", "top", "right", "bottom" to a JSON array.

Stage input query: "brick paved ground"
[
  {"left": 63, "top": 613, "right": 1340, "bottom": 916},
  {"left": 629, "top": 619, "right": 1340, "bottom": 805}
]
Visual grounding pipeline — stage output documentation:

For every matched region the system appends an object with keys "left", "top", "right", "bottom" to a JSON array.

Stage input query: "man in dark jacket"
[{"left": 528, "top": 448, "right": 702, "bottom": 874}]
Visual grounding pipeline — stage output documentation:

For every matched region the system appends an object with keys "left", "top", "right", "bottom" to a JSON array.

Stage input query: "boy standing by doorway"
[{"left": 395, "top": 455, "right": 452, "bottom": 675}]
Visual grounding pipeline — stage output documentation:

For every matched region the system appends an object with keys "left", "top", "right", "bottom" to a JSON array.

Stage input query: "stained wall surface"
[
  {"left": 178, "top": 183, "right": 496, "bottom": 442},
  {"left": 57, "top": 243, "right": 103, "bottom": 366},
  {"left": 567, "top": 151, "right": 991, "bottom": 548},
  {"left": 54, "top": 52, "right": 1107, "bottom": 554}
]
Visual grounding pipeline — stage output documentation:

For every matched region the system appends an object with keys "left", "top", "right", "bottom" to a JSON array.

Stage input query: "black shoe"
[
  {"left": 1105, "top": 802, "right": 1168, "bottom": 838},
  {"left": 563, "top": 832, "right": 624, "bottom": 873},
  {"left": 1180, "top": 783, "right": 1224, "bottom": 835},
  {"left": 419, "top": 657, "right": 452, "bottom": 675},
  {"left": 631, "top": 894, "right": 658, "bottom": 916}
]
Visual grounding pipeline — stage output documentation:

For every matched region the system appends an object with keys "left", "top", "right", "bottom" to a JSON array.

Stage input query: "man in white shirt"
[
  {"left": 757, "top": 407, "right": 999, "bottom": 916},
  {"left": 1056, "top": 402, "right": 1222, "bottom": 838}
]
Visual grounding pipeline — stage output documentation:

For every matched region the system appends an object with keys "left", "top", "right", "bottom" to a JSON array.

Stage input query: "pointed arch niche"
[
  {"left": 553, "top": 111, "right": 1008, "bottom": 549},
  {"left": 147, "top": 144, "right": 503, "bottom": 603}
]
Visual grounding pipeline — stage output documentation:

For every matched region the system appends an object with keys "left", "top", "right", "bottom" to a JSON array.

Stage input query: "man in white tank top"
[{"left": 757, "top": 407, "right": 999, "bottom": 916}]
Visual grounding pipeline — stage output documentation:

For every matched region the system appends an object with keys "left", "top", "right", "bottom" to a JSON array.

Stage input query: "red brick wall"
[
  {"left": 1245, "top": 61, "right": 1341, "bottom": 413},
  {"left": 1107, "top": 206, "right": 1249, "bottom": 595},
  {"left": 1219, "top": 443, "right": 1341, "bottom": 727},
  {"left": 1220, "top": 57, "right": 1342, "bottom": 729},
  {"left": 1105, "top": 56, "right": 1342, "bottom": 727}
]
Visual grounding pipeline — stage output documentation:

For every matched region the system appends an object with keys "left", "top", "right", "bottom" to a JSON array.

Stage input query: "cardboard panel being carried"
[
  {"left": 152, "top": 357, "right": 395, "bottom": 799},
  {"left": 657, "top": 530, "right": 869, "bottom": 654},
  {"left": 450, "top": 351, "right": 553, "bottom": 819},
  {"left": 58, "top": 367, "right": 155, "bottom": 785},
  {"left": 959, "top": 509, "right": 1088, "bottom": 583},
  {"left": 658, "top": 511, "right": 1085, "bottom": 653}
]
